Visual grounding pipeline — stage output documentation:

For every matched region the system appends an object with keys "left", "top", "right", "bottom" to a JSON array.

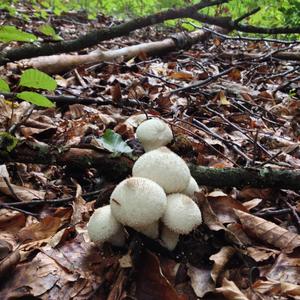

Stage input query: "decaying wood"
[
  {"left": 2, "top": 141, "right": 300, "bottom": 190},
  {"left": 1, "top": 0, "right": 300, "bottom": 66},
  {"left": 20, "top": 28, "right": 219, "bottom": 74},
  {"left": 0, "top": 0, "right": 226, "bottom": 65}
]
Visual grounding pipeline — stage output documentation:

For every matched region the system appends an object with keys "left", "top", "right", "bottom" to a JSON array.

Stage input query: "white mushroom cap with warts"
[
  {"left": 162, "top": 193, "right": 202, "bottom": 234},
  {"left": 136, "top": 118, "right": 173, "bottom": 152},
  {"left": 87, "top": 205, "right": 125, "bottom": 246},
  {"left": 132, "top": 147, "right": 190, "bottom": 194},
  {"left": 160, "top": 225, "right": 179, "bottom": 251},
  {"left": 182, "top": 177, "right": 200, "bottom": 198},
  {"left": 110, "top": 177, "right": 167, "bottom": 228}
]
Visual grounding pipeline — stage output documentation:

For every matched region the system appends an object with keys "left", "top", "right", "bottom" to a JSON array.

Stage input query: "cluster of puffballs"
[{"left": 87, "top": 118, "right": 202, "bottom": 251}]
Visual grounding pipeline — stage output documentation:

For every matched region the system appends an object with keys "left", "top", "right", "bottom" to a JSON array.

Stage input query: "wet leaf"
[{"left": 216, "top": 278, "right": 249, "bottom": 300}]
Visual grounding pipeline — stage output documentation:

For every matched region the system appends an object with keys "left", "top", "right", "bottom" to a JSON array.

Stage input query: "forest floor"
[{"left": 0, "top": 7, "right": 300, "bottom": 300}]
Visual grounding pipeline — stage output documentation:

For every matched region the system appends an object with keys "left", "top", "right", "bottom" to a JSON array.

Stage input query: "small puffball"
[
  {"left": 162, "top": 193, "right": 202, "bottom": 234},
  {"left": 182, "top": 177, "right": 200, "bottom": 197},
  {"left": 136, "top": 118, "right": 173, "bottom": 152},
  {"left": 110, "top": 177, "right": 167, "bottom": 228},
  {"left": 87, "top": 205, "right": 125, "bottom": 246},
  {"left": 132, "top": 147, "right": 190, "bottom": 193},
  {"left": 160, "top": 225, "right": 179, "bottom": 251}
]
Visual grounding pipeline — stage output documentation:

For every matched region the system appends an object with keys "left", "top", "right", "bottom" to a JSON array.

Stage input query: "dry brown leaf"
[
  {"left": 0, "top": 249, "right": 20, "bottom": 280},
  {"left": 187, "top": 264, "right": 215, "bottom": 298},
  {"left": 252, "top": 279, "right": 300, "bottom": 299},
  {"left": 0, "top": 210, "right": 26, "bottom": 233},
  {"left": 0, "top": 240, "right": 12, "bottom": 260},
  {"left": 245, "top": 246, "right": 279, "bottom": 262},
  {"left": 136, "top": 250, "right": 185, "bottom": 300},
  {"left": 234, "top": 209, "right": 300, "bottom": 253},
  {"left": 210, "top": 246, "right": 236, "bottom": 283},
  {"left": 169, "top": 71, "right": 194, "bottom": 81},
  {"left": 216, "top": 278, "right": 249, "bottom": 300},
  {"left": 195, "top": 192, "right": 244, "bottom": 247},
  {"left": 208, "top": 192, "right": 248, "bottom": 224},
  {"left": 111, "top": 82, "right": 122, "bottom": 102},
  {"left": 0, "top": 178, "right": 45, "bottom": 201},
  {"left": 262, "top": 253, "right": 300, "bottom": 285},
  {"left": 17, "top": 216, "right": 61, "bottom": 243},
  {"left": 242, "top": 198, "right": 262, "bottom": 210}
]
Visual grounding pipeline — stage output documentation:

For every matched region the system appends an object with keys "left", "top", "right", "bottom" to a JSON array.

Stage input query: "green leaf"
[
  {"left": 37, "top": 24, "right": 62, "bottom": 40},
  {"left": 0, "top": 78, "right": 10, "bottom": 92},
  {"left": 19, "top": 69, "right": 57, "bottom": 91},
  {"left": 0, "top": 25, "right": 37, "bottom": 42},
  {"left": 0, "top": 132, "right": 18, "bottom": 152},
  {"left": 98, "top": 129, "right": 133, "bottom": 156},
  {"left": 17, "top": 92, "right": 55, "bottom": 108}
]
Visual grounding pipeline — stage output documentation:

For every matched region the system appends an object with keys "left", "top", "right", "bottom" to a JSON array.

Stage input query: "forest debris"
[
  {"left": 234, "top": 209, "right": 300, "bottom": 253},
  {"left": 216, "top": 278, "right": 249, "bottom": 300}
]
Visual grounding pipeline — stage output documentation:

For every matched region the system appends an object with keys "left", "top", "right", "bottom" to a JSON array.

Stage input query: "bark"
[
  {"left": 0, "top": 0, "right": 226, "bottom": 65},
  {"left": 2, "top": 141, "right": 300, "bottom": 190}
]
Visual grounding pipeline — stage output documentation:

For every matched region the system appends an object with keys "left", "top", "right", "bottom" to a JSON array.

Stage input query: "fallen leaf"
[
  {"left": 234, "top": 209, "right": 300, "bottom": 253},
  {"left": 17, "top": 215, "right": 61, "bottom": 243},
  {"left": 252, "top": 279, "right": 300, "bottom": 299},
  {"left": 187, "top": 264, "right": 215, "bottom": 298},
  {"left": 136, "top": 250, "right": 185, "bottom": 300},
  {"left": 210, "top": 246, "right": 236, "bottom": 283},
  {"left": 0, "top": 249, "right": 20, "bottom": 280},
  {"left": 262, "top": 253, "right": 300, "bottom": 285},
  {"left": 216, "top": 278, "right": 249, "bottom": 300}
]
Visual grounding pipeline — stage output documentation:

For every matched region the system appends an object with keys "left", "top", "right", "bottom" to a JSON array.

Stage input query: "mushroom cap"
[
  {"left": 162, "top": 193, "right": 202, "bottom": 234},
  {"left": 110, "top": 177, "right": 167, "bottom": 227},
  {"left": 87, "top": 205, "right": 123, "bottom": 243},
  {"left": 132, "top": 147, "right": 190, "bottom": 193},
  {"left": 182, "top": 177, "right": 200, "bottom": 197},
  {"left": 136, "top": 118, "right": 173, "bottom": 152},
  {"left": 160, "top": 225, "right": 179, "bottom": 251}
]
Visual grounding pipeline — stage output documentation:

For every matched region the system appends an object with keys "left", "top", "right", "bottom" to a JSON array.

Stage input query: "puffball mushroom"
[
  {"left": 110, "top": 177, "right": 167, "bottom": 228},
  {"left": 182, "top": 177, "right": 200, "bottom": 198},
  {"left": 132, "top": 147, "right": 191, "bottom": 194},
  {"left": 160, "top": 225, "right": 179, "bottom": 251},
  {"left": 87, "top": 205, "right": 125, "bottom": 247},
  {"left": 133, "top": 221, "right": 159, "bottom": 239},
  {"left": 136, "top": 118, "right": 173, "bottom": 152},
  {"left": 161, "top": 193, "right": 202, "bottom": 250}
]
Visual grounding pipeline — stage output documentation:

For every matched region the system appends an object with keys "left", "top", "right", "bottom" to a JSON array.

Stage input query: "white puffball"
[
  {"left": 110, "top": 177, "right": 167, "bottom": 228},
  {"left": 132, "top": 147, "right": 190, "bottom": 193},
  {"left": 136, "top": 118, "right": 173, "bottom": 152}
]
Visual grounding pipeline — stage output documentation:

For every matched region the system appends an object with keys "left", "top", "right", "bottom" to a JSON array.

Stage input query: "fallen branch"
[
  {"left": 18, "top": 28, "right": 218, "bottom": 74},
  {"left": 2, "top": 141, "right": 300, "bottom": 190},
  {"left": 0, "top": 0, "right": 226, "bottom": 65},
  {"left": 1, "top": 0, "right": 300, "bottom": 66}
]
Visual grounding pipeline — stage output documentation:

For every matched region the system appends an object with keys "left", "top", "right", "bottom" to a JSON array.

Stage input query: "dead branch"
[
  {"left": 2, "top": 141, "right": 300, "bottom": 190},
  {"left": 19, "top": 28, "right": 217, "bottom": 74},
  {"left": 1, "top": 0, "right": 300, "bottom": 66},
  {"left": 0, "top": 0, "right": 226, "bottom": 65}
]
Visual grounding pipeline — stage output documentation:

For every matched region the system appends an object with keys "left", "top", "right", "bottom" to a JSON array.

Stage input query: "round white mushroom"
[
  {"left": 133, "top": 221, "right": 159, "bottom": 239},
  {"left": 182, "top": 177, "right": 200, "bottom": 198},
  {"left": 132, "top": 147, "right": 190, "bottom": 193},
  {"left": 87, "top": 205, "right": 125, "bottom": 247},
  {"left": 110, "top": 177, "right": 167, "bottom": 228},
  {"left": 160, "top": 225, "right": 179, "bottom": 251},
  {"left": 136, "top": 118, "right": 173, "bottom": 152},
  {"left": 162, "top": 193, "right": 202, "bottom": 235}
]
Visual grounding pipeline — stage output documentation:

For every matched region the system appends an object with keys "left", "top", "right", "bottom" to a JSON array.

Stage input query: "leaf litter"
[{"left": 0, "top": 6, "right": 300, "bottom": 300}]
